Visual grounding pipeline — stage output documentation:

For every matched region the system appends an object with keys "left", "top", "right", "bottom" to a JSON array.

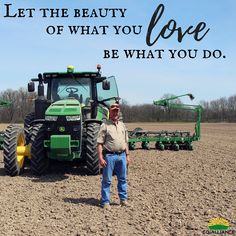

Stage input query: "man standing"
[{"left": 97, "top": 103, "right": 131, "bottom": 209}]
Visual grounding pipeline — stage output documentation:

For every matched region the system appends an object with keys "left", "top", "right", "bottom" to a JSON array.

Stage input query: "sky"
[{"left": 0, "top": 0, "right": 235, "bottom": 105}]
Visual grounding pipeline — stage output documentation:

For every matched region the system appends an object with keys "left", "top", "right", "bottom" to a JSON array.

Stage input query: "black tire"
[
  {"left": 31, "top": 124, "right": 48, "bottom": 175},
  {"left": 24, "top": 112, "right": 35, "bottom": 144},
  {"left": 3, "top": 125, "right": 26, "bottom": 176},
  {"left": 85, "top": 122, "right": 100, "bottom": 175},
  {"left": 141, "top": 141, "right": 150, "bottom": 150},
  {"left": 0, "top": 131, "right": 4, "bottom": 150},
  {"left": 187, "top": 143, "right": 193, "bottom": 151},
  {"left": 173, "top": 144, "right": 180, "bottom": 151},
  {"left": 129, "top": 142, "right": 136, "bottom": 150}
]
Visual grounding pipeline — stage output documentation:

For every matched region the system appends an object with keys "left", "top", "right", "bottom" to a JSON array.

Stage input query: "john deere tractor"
[{"left": 3, "top": 65, "right": 119, "bottom": 176}]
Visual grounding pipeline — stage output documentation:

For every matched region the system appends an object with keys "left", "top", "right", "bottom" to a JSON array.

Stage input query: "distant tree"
[
  {"left": 0, "top": 88, "right": 34, "bottom": 123},
  {"left": 227, "top": 95, "right": 236, "bottom": 122}
]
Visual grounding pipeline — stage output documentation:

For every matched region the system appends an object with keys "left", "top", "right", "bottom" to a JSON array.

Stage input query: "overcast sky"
[{"left": 0, "top": 0, "right": 235, "bottom": 104}]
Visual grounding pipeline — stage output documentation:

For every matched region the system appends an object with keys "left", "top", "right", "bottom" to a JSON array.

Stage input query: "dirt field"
[{"left": 0, "top": 123, "right": 236, "bottom": 236}]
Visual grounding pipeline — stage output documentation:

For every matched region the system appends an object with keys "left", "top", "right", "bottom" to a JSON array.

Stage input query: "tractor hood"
[{"left": 45, "top": 99, "right": 81, "bottom": 116}]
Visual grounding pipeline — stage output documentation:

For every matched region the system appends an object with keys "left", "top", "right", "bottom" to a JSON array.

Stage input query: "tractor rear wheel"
[
  {"left": 86, "top": 122, "right": 100, "bottom": 175},
  {"left": 24, "top": 112, "right": 35, "bottom": 144},
  {"left": 31, "top": 124, "right": 48, "bottom": 175},
  {"left": 3, "top": 125, "right": 26, "bottom": 176}
]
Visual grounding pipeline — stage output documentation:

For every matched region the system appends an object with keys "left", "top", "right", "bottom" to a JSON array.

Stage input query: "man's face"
[{"left": 110, "top": 109, "right": 119, "bottom": 122}]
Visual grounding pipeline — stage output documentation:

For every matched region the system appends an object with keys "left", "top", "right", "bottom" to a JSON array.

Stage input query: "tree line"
[
  {"left": 0, "top": 88, "right": 34, "bottom": 123},
  {"left": 0, "top": 88, "right": 236, "bottom": 123},
  {"left": 121, "top": 94, "right": 236, "bottom": 122}
]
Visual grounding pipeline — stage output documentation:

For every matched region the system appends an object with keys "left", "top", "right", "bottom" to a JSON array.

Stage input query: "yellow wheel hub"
[{"left": 16, "top": 132, "right": 30, "bottom": 169}]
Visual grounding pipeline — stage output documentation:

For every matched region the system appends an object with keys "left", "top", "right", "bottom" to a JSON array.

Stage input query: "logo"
[
  {"left": 203, "top": 218, "right": 236, "bottom": 235},
  {"left": 208, "top": 217, "right": 230, "bottom": 230}
]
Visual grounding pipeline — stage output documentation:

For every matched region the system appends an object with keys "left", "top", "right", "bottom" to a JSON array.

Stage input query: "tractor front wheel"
[
  {"left": 3, "top": 125, "right": 27, "bottom": 176},
  {"left": 31, "top": 124, "right": 48, "bottom": 175},
  {"left": 85, "top": 122, "right": 100, "bottom": 175}
]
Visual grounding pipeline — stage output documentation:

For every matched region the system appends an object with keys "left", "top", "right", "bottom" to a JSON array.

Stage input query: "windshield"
[
  {"left": 51, "top": 77, "right": 91, "bottom": 104},
  {"left": 97, "top": 76, "right": 119, "bottom": 106}
]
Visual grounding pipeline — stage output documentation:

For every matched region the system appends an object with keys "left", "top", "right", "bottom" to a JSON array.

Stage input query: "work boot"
[
  {"left": 120, "top": 200, "right": 132, "bottom": 207},
  {"left": 102, "top": 203, "right": 111, "bottom": 210}
]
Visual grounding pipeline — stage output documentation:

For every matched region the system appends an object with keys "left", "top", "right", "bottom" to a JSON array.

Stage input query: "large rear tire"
[
  {"left": 31, "top": 124, "right": 48, "bottom": 175},
  {"left": 24, "top": 112, "right": 35, "bottom": 144},
  {"left": 3, "top": 125, "right": 26, "bottom": 176},
  {"left": 86, "top": 122, "right": 100, "bottom": 175}
]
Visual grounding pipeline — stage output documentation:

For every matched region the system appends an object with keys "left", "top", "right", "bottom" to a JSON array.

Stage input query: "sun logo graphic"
[
  {"left": 203, "top": 217, "right": 236, "bottom": 235},
  {"left": 208, "top": 217, "right": 230, "bottom": 230}
]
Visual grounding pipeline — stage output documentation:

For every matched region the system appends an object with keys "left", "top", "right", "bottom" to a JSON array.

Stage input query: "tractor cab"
[{"left": 28, "top": 65, "right": 119, "bottom": 122}]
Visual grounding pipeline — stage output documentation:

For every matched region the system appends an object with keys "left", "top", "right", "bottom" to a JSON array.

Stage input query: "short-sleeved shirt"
[{"left": 97, "top": 120, "right": 129, "bottom": 152}]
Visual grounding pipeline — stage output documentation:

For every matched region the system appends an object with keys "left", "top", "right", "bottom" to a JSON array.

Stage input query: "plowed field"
[{"left": 0, "top": 123, "right": 236, "bottom": 236}]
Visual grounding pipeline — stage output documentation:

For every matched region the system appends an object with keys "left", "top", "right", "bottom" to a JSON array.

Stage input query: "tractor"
[{"left": 3, "top": 65, "right": 120, "bottom": 176}]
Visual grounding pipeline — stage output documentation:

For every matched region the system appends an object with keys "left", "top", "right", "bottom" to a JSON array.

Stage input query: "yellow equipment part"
[{"left": 16, "top": 132, "right": 31, "bottom": 169}]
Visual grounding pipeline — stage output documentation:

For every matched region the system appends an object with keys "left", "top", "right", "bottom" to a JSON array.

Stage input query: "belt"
[{"left": 105, "top": 150, "right": 125, "bottom": 155}]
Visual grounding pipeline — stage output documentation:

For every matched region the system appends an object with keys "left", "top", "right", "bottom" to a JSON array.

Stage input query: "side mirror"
[
  {"left": 102, "top": 80, "right": 110, "bottom": 90},
  {"left": 28, "top": 82, "right": 35, "bottom": 92}
]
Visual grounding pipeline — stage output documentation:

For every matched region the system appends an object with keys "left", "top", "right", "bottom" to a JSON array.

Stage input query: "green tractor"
[{"left": 3, "top": 65, "right": 120, "bottom": 176}]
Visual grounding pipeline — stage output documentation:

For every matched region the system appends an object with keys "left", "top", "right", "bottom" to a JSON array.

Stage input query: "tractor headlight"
[
  {"left": 45, "top": 115, "right": 58, "bottom": 121},
  {"left": 66, "top": 115, "right": 80, "bottom": 121}
]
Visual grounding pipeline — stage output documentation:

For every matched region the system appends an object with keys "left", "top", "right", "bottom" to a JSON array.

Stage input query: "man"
[{"left": 97, "top": 103, "right": 131, "bottom": 209}]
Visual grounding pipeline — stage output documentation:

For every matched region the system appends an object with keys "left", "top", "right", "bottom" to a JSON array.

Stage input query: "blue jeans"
[{"left": 101, "top": 152, "right": 127, "bottom": 205}]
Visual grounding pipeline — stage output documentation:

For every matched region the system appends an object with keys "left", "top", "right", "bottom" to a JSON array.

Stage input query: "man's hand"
[
  {"left": 126, "top": 155, "right": 132, "bottom": 165},
  {"left": 97, "top": 143, "right": 106, "bottom": 167},
  {"left": 99, "top": 156, "right": 107, "bottom": 167}
]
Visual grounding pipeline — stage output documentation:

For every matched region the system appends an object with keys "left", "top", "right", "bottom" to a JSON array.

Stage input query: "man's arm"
[
  {"left": 123, "top": 123, "right": 131, "bottom": 165},
  {"left": 125, "top": 143, "right": 131, "bottom": 165},
  {"left": 97, "top": 143, "right": 107, "bottom": 167}
]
